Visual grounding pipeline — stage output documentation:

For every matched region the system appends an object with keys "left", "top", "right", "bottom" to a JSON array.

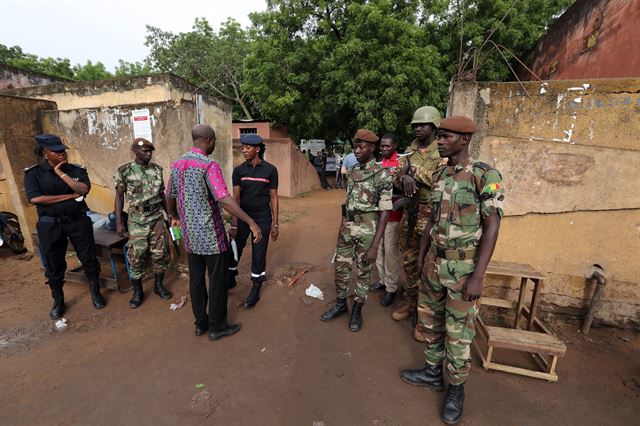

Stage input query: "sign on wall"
[{"left": 131, "top": 108, "right": 153, "bottom": 142}]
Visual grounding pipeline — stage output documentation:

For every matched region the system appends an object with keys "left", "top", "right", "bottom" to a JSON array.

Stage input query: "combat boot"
[
  {"left": 242, "top": 282, "right": 262, "bottom": 308},
  {"left": 153, "top": 273, "right": 172, "bottom": 300},
  {"left": 89, "top": 281, "right": 106, "bottom": 309},
  {"left": 380, "top": 290, "right": 395, "bottom": 306},
  {"left": 413, "top": 325, "right": 427, "bottom": 343},
  {"left": 320, "top": 297, "right": 348, "bottom": 321},
  {"left": 128, "top": 278, "right": 144, "bottom": 308},
  {"left": 392, "top": 294, "right": 417, "bottom": 321},
  {"left": 349, "top": 301, "right": 363, "bottom": 332},
  {"left": 400, "top": 363, "right": 444, "bottom": 391},
  {"left": 441, "top": 384, "right": 465, "bottom": 425},
  {"left": 369, "top": 281, "right": 385, "bottom": 292},
  {"left": 49, "top": 282, "right": 65, "bottom": 319}
]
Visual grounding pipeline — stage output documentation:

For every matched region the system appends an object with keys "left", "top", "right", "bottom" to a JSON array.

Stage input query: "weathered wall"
[
  {"left": 521, "top": 0, "right": 640, "bottom": 80},
  {"left": 449, "top": 78, "right": 640, "bottom": 328},
  {"left": 40, "top": 100, "right": 233, "bottom": 214},
  {"left": 0, "top": 64, "right": 71, "bottom": 91},
  {"left": 0, "top": 95, "right": 58, "bottom": 248},
  {"left": 232, "top": 121, "right": 290, "bottom": 140},
  {"left": 264, "top": 139, "right": 320, "bottom": 197}
]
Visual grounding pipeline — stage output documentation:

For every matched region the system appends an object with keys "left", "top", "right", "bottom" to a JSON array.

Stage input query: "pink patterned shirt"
[{"left": 166, "top": 148, "right": 230, "bottom": 255}]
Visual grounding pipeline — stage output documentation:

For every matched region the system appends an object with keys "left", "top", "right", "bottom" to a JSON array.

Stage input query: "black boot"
[
  {"left": 320, "top": 297, "right": 348, "bottom": 321},
  {"left": 89, "top": 281, "right": 106, "bottom": 309},
  {"left": 369, "top": 282, "right": 385, "bottom": 292},
  {"left": 380, "top": 290, "right": 396, "bottom": 306},
  {"left": 349, "top": 301, "right": 363, "bottom": 332},
  {"left": 400, "top": 363, "right": 444, "bottom": 391},
  {"left": 441, "top": 384, "right": 465, "bottom": 425},
  {"left": 49, "top": 282, "right": 65, "bottom": 319},
  {"left": 128, "top": 278, "right": 144, "bottom": 308},
  {"left": 153, "top": 273, "right": 172, "bottom": 300},
  {"left": 243, "top": 282, "right": 262, "bottom": 308}
]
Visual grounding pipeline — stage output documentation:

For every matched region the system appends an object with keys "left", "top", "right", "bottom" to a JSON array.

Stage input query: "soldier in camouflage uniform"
[
  {"left": 400, "top": 116, "right": 504, "bottom": 425},
  {"left": 115, "top": 138, "right": 172, "bottom": 308},
  {"left": 392, "top": 106, "right": 443, "bottom": 343},
  {"left": 321, "top": 129, "right": 392, "bottom": 332}
]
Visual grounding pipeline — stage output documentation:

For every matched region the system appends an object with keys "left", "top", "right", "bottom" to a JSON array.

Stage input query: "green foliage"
[
  {"left": 145, "top": 17, "right": 255, "bottom": 119},
  {"left": 422, "top": 0, "right": 574, "bottom": 82},
  {"left": 73, "top": 61, "right": 112, "bottom": 81},
  {"left": 244, "top": 0, "right": 448, "bottom": 142},
  {"left": 115, "top": 60, "right": 154, "bottom": 77}
]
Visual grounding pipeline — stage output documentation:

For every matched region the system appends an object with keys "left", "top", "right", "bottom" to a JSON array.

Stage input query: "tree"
[
  {"left": 73, "top": 60, "right": 112, "bottom": 81},
  {"left": 115, "top": 60, "right": 154, "bottom": 77},
  {"left": 244, "top": 0, "right": 448, "bottom": 142},
  {"left": 421, "top": 0, "right": 574, "bottom": 82},
  {"left": 1, "top": 43, "right": 74, "bottom": 79},
  {"left": 145, "top": 18, "right": 255, "bottom": 119}
]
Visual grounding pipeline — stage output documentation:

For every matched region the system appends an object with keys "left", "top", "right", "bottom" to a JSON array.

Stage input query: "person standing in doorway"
[
  {"left": 166, "top": 124, "right": 262, "bottom": 341},
  {"left": 227, "top": 134, "right": 279, "bottom": 309}
]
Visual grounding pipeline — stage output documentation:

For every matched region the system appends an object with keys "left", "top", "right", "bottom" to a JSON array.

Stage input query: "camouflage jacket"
[
  {"left": 395, "top": 139, "right": 443, "bottom": 203},
  {"left": 429, "top": 159, "right": 504, "bottom": 250},
  {"left": 114, "top": 162, "right": 165, "bottom": 221},
  {"left": 344, "top": 159, "right": 393, "bottom": 213}
]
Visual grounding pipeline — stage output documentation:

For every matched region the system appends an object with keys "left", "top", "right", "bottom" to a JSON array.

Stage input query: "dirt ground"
[{"left": 1, "top": 188, "right": 638, "bottom": 425}]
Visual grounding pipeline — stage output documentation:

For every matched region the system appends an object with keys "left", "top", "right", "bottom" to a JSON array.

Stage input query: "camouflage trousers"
[
  {"left": 334, "top": 213, "right": 377, "bottom": 304},
  {"left": 127, "top": 216, "right": 169, "bottom": 280},
  {"left": 398, "top": 202, "right": 431, "bottom": 298},
  {"left": 418, "top": 250, "right": 478, "bottom": 385}
]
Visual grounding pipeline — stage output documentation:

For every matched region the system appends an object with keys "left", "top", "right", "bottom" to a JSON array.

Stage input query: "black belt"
[{"left": 39, "top": 215, "right": 83, "bottom": 224}]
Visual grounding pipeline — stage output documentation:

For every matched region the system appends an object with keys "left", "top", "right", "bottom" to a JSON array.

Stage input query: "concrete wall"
[
  {"left": 0, "top": 64, "right": 71, "bottom": 91},
  {"left": 40, "top": 100, "right": 233, "bottom": 214},
  {"left": 449, "top": 78, "right": 640, "bottom": 328},
  {"left": 0, "top": 95, "right": 58, "bottom": 249},
  {"left": 232, "top": 121, "right": 289, "bottom": 140},
  {"left": 521, "top": 0, "right": 640, "bottom": 80}
]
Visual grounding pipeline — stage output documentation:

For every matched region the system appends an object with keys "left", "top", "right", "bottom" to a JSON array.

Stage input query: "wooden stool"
[{"left": 472, "top": 261, "right": 567, "bottom": 381}]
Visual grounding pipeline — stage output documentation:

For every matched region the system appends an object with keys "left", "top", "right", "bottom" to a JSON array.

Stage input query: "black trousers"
[
  {"left": 36, "top": 215, "right": 101, "bottom": 287},
  {"left": 316, "top": 167, "right": 330, "bottom": 188},
  {"left": 229, "top": 216, "right": 272, "bottom": 284},
  {"left": 188, "top": 252, "right": 229, "bottom": 332}
]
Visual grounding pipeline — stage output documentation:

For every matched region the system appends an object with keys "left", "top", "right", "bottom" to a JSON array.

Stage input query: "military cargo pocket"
[
  {"left": 451, "top": 191, "right": 479, "bottom": 227},
  {"left": 430, "top": 191, "right": 443, "bottom": 219}
]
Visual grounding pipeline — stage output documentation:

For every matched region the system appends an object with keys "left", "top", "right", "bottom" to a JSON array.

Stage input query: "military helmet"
[{"left": 411, "top": 106, "right": 442, "bottom": 127}]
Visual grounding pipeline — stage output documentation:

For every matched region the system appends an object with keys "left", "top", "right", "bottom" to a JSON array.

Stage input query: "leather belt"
[
  {"left": 130, "top": 203, "right": 161, "bottom": 214},
  {"left": 431, "top": 244, "right": 478, "bottom": 261},
  {"left": 39, "top": 215, "right": 83, "bottom": 224}
]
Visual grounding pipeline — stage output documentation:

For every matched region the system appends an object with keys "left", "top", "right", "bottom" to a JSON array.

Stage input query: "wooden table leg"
[
  {"left": 528, "top": 278, "right": 542, "bottom": 330},
  {"left": 514, "top": 277, "right": 527, "bottom": 329}
]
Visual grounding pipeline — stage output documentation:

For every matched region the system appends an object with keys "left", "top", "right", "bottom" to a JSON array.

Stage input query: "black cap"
[{"left": 35, "top": 134, "right": 68, "bottom": 151}]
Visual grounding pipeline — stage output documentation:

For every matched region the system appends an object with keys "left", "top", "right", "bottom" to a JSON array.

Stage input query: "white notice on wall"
[{"left": 132, "top": 109, "right": 153, "bottom": 142}]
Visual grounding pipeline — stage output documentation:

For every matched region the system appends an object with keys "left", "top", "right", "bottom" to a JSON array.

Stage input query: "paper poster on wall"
[{"left": 132, "top": 109, "right": 153, "bottom": 142}]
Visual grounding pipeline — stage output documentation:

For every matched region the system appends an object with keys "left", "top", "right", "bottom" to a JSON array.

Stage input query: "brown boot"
[
  {"left": 392, "top": 294, "right": 417, "bottom": 321},
  {"left": 413, "top": 325, "right": 427, "bottom": 343}
]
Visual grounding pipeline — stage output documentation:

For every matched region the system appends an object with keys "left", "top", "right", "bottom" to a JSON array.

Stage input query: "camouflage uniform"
[
  {"left": 335, "top": 159, "right": 393, "bottom": 303},
  {"left": 418, "top": 159, "right": 504, "bottom": 385},
  {"left": 114, "top": 162, "right": 169, "bottom": 280},
  {"left": 395, "top": 140, "right": 443, "bottom": 299}
]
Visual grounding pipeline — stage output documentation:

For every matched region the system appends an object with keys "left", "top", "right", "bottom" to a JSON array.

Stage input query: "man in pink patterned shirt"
[{"left": 167, "top": 124, "right": 262, "bottom": 341}]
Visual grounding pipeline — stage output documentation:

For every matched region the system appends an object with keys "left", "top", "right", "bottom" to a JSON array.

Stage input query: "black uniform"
[
  {"left": 229, "top": 159, "right": 278, "bottom": 285},
  {"left": 24, "top": 162, "right": 101, "bottom": 286}
]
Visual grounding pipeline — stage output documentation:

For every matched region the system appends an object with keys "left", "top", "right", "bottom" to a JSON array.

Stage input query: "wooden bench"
[{"left": 473, "top": 261, "right": 567, "bottom": 382}]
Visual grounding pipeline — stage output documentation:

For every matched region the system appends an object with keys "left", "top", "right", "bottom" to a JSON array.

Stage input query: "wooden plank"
[
  {"left": 514, "top": 277, "right": 528, "bottom": 328},
  {"left": 483, "top": 361, "right": 559, "bottom": 382},
  {"left": 520, "top": 305, "right": 553, "bottom": 335},
  {"left": 486, "top": 261, "right": 546, "bottom": 280},
  {"left": 479, "top": 297, "right": 516, "bottom": 309},
  {"left": 486, "top": 326, "right": 567, "bottom": 356},
  {"left": 528, "top": 279, "right": 543, "bottom": 330}
]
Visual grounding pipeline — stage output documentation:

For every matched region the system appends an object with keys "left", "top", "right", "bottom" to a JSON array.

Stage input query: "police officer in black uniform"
[
  {"left": 228, "top": 134, "right": 279, "bottom": 308},
  {"left": 24, "top": 134, "right": 106, "bottom": 319}
]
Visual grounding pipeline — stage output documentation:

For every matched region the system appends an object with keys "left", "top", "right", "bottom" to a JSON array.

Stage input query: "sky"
[{"left": 0, "top": 0, "right": 267, "bottom": 71}]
